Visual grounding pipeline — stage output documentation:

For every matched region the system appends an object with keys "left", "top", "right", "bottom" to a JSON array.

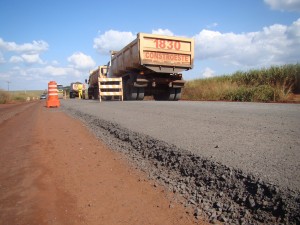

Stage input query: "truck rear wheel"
[
  {"left": 174, "top": 88, "right": 181, "bottom": 101},
  {"left": 88, "top": 88, "right": 93, "bottom": 99},
  {"left": 124, "top": 80, "right": 138, "bottom": 100},
  {"left": 92, "top": 88, "right": 97, "bottom": 99},
  {"left": 154, "top": 92, "right": 169, "bottom": 101},
  {"left": 154, "top": 88, "right": 181, "bottom": 101},
  {"left": 137, "top": 87, "right": 144, "bottom": 101}
]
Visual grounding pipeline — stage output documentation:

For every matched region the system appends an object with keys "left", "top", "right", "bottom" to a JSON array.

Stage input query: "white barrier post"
[{"left": 98, "top": 78, "right": 123, "bottom": 102}]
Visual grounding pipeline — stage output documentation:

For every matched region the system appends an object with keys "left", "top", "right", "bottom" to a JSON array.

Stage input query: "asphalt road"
[{"left": 62, "top": 100, "right": 300, "bottom": 191}]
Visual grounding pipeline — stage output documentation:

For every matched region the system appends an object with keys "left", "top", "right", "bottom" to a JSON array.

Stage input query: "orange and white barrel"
[{"left": 46, "top": 81, "right": 60, "bottom": 108}]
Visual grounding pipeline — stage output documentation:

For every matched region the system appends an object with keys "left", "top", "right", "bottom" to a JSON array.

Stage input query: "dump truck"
[
  {"left": 87, "top": 66, "right": 108, "bottom": 99},
  {"left": 107, "top": 33, "right": 194, "bottom": 100},
  {"left": 69, "top": 82, "right": 86, "bottom": 99}
]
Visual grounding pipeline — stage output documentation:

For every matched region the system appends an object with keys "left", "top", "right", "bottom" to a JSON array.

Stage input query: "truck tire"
[
  {"left": 154, "top": 88, "right": 174, "bottom": 101},
  {"left": 70, "top": 92, "right": 74, "bottom": 99},
  {"left": 154, "top": 93, "right": 168, "bottom": 101},
  {"left": 174, "top": 88, "right": 181, "bottom": 101},
  {"left": 125, "top": 80, "right": 138, "bottom": 100},
  {"left": 88, "top": 88, "right": 93, "bottom": 99},
  {"left": 168, "top": 88, "right": 176, "bottom": 100},
  {"left": 137, "top": 87, "right": 144, "bottom": 101},
  {"left": 154, "top": 88, "right": 181, "bottom": 101},
  {"left": 93, "top": 89, "right": 98, "bottom": 99}
]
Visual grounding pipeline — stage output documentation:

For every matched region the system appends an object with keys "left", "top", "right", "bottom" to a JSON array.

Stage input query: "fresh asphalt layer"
[{"left": 61, "top": 100, "right": 300, "bottom": 192}]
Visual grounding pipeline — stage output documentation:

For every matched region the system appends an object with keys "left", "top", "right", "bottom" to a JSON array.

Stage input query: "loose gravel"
[{"left": 61, "top": 100, "right": 300, "bottom": 224}]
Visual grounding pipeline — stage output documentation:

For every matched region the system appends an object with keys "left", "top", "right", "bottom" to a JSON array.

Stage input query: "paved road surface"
[{"left": 62, "top": 100, "right": 300, "bottom": 192}]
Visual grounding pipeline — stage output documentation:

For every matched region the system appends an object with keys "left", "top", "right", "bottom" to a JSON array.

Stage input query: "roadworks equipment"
[{"left": 46, "top": 81, "right": 60, "bottom": 108}]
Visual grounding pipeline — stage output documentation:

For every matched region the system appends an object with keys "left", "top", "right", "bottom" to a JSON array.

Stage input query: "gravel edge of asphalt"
[{"left": 62, "top": 106, "right": 300, "bottom": 225}]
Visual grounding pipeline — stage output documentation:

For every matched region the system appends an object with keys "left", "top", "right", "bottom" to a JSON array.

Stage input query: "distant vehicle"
[
  {"left": 57, "top": 84, "right": 64, "bottom": 99},
  {"left": 87, "top": 66, "right": 108, "bottom": 99},
  {"left": 69, "top": 82, "right": 86, "bottom": 99},
  {"left": 40, "top": 94, "right": 47, "bottom": 99}
]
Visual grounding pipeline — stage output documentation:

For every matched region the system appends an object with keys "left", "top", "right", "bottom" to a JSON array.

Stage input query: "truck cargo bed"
[{"left": 110, "top": 33, "right": 194, "bottom": 77}]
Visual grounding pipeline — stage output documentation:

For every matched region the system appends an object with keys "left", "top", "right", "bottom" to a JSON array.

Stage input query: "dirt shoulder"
[{"left": 0, "top": 101, "right": 207, "bottom": 225}]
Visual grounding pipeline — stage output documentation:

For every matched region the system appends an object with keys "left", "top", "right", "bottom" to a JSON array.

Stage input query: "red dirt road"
[{"left": 0, "top": 101, "right": 208, "bottom": 225}]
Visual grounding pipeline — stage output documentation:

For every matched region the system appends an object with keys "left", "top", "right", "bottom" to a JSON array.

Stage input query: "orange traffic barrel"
[{"left": 46, "top": 81, "right": 60, "bottom": 108}]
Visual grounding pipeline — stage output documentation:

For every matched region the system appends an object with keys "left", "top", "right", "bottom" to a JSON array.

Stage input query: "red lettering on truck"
[
  {"left": 144, "top": 52, "right": 190, "bottom": 64},
  {"left": 154, "top": 39, "right": 181, "bottom": 50}
]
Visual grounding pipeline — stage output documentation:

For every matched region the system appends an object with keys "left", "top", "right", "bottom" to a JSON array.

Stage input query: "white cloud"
[
  {"left": 8, "top": 65, "right": 78, "bottom": 77},
  {"left": 9, "top": 56, "right": 23, "bottom": 63},
  {"left": 0, "top": 52, "right": 5, "bottom": 63},
  {"left": 93, "top": 29, "right": 177, "bottom": 55},
  {"left": 3, "top": 65, "right": 84, "bottom": 90},
  {"left": 152, "top": 29, "right": 174, "bottom": 36},
  {"left": 264, "top": 0, "right": 300, "bottom": 12},
  {"left": 202, "top": 67, "right": 215, "bottom": 78},
  {"left": 9, "top": 54, "right": 44, "bottom": 64},
  {"left": 193, "top": 18, "right": 300, "bottom": 68},
  {"left": 67, "top": 52, "right": 96, "bottom": 70},
  {"left": 1, "top": 38, "right": 47, "bottom": 65},
  {"left": 0, "top": 38, "right": 48, "bottom": 54},
  {"left": 14, "top": 65, "right": 81, "bottom": 79},
  {"left": 21, "top": 54, "right": 43, "bottom": 64},
  {"left": 206, "top": 23, "right": 219, "bottom": 29},
  {"left": 37, "top": 66, "right": 77, "bottom": 76},
  {"left": 0, "top": 72, "right": 10, "bottom": 79},
  {"left": 51, "top": 60, "right": 59, "bottom": 65},
  {"left": 93, "top": 30, "right": 136, "bottom": 55}
]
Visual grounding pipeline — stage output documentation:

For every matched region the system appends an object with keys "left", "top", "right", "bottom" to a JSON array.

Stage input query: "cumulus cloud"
[
  {"left": 0, "top": 38, "right": 48, "bottom": 54},
  {"left": 4, "top": 65, "right": 83, "bottom": 90},
  {"left": 51, "top": 60, "right": 59, "bottom": 65},
  {"left": 152, "top": 29, "right": 174, "bottom": 36},
  {"left": 93, "top": 29, "right": 178, "bottom": 55},
  {"left": 9, "top": 54, "right": 44, "bottom": 64},
  {"left": 93, "top": 30, "right": 135, "bottom": 55},
  {"left": 1, "top": 38, "right": 47, "bottom": 65},
  {"left": 9, "top": 56, "right": 23, "bottom": 63},
  {"left": 21, "top": 54, "right": 43, "bottom": 64},
  {"left": 193, "top": 18, "right": 300, "bottom": 67},
  {"left": 27, "top": 66, "right": 81, "bottom": 77},
  {"left": 0, "top": 52, "right": 5, "bottom": 63},
  {"left": 264, "top": 0, "right": 300, "bottom": 12},
  {"left": 206, "top": 23, "right": 219, "bottom": 29},
  {"left": 40, "top": 66, "right": 74, "bottom": 76},
  {"left": 67, "top": 52, "right": 95, "bottom": 70},
  {"left": 0, "top": 72, "right": 9, "bottom": 79},
  {"left": 202, "top": 67, "right": 215, "bottom": 78}
]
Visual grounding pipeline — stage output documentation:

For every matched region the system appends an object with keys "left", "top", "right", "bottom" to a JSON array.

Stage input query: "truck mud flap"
[
  {"left": 133, "top": 78, "right": 149, "bottom": 88},
  {"left": 171, "top": 80, "right": 185, "bottom": 88}
]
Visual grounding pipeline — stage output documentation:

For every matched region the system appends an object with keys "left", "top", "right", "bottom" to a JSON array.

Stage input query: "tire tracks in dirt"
[{"left": 0, "top": 101, "right": 206, "bottom": 225}]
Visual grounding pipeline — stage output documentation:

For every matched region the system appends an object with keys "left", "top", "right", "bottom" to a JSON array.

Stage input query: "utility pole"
[{"left": 7, "top": 81, "right": 11, "bottom": 92}]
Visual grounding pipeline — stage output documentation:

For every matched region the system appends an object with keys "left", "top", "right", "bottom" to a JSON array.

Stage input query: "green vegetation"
[
  {"left": 0, "top": 90, "right": 44, "bottom": 104},
  {"left": 0, "top": 89, "right": 11, "bottom": 104},
  {"left": 183, "top": 64, "right": 300, "bottom": 102},
  {"left": 2, "top": 64, "right": 300, "bottom": 103}
]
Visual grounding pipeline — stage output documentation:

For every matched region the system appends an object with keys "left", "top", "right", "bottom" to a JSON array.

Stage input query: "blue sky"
[{"left": 0, "top": 0, "right": 299, "bottom": 90}]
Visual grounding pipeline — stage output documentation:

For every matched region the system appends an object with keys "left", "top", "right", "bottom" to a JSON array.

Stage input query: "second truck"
[
  {"left": 88, "top": 33, "right": 194, "bottom": 101},
  {"left": 69, "top": 82, "right": 86, "bottom": 99}
]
